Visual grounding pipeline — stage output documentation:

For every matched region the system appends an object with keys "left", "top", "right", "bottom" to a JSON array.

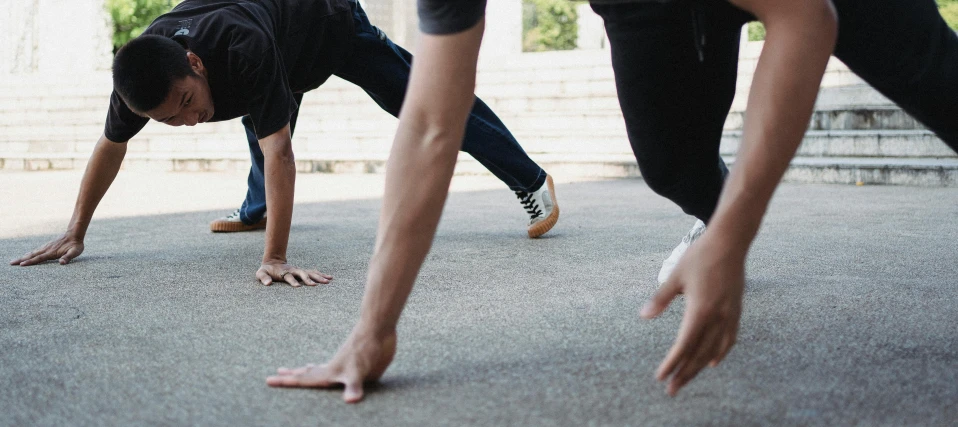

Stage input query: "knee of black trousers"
[{"left": 637, "top": 155, "right": 725, "bottom": 222}]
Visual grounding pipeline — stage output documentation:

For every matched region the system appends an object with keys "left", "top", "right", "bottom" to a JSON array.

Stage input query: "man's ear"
[{"left": 186, "top": 51, "right": 206, "bottom": 75}]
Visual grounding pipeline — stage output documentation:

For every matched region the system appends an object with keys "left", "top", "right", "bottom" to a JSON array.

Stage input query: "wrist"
[
  {"left": 354, "top": 317, "right": 398, "bottom": 342},
  {"left": 65, "top": 224, "right": 87, "bottom": 241},
  {"left": 261, "top": 257, "right": 287, "bottom": 265},
  {"left": 701, "top": 223, "right": 752, "bottom": 260}
]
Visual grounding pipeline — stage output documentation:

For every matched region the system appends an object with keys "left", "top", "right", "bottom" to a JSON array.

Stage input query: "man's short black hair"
[{"left": 112, "top": 35, "right": 196, "bottom": 113}]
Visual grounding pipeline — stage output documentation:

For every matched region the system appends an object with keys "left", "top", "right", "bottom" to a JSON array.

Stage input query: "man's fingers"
[
  {"left": 656, "top": 341, "right": 690, "bottom": 382},
  {"left": 667, "top": 329, "right": 723, "bottom": 396},
  {"left": 266, "top": 365, "right": 337, "bottom": 388},
  {"left": 12, "top": 250, "right": 40, "bottom": 265},
  {"left": 20, "top": 253, "right": 54, "bottom": 266},
  {"left": 308, "top": 272, "right": 331, "bottom": 284},
  {"left": 9, "top": 250, "right": 34, "bottom": 265},
  {"left": 255, "top": 269, "right": 272, "bottom": 286},
  {"left": 287, "top": 365, "right": 313, "bottom": 376},
  {"left": 711, "top": 327, "right": 738, "bottom": 367},
  {"left": 641, "top": 279, "right": 682, "bottom": 319},
  {"left": 283, "top": 273, "right": 302, "bottom": 287},
  {"left": 297, "top": 271, "right": 317, "bottom": 286},
  {"left": 343, "top": 378, "right": 365, "bottom": 404},
  {"left": 655, "top": 313, "right": 706, "bottom": 381},
  {"left": 267, "top": 374, "right": 308, "bottom": 387}
]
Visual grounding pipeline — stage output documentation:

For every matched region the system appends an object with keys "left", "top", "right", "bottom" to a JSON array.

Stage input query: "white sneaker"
[
  {"left": 516, "top": 174, "right": 559, "bottom": 238},
  {"left": 657, "top": 219, "right": 706, "bottom": 284}
]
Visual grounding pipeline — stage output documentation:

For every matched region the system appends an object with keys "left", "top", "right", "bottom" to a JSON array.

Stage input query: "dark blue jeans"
[
  {"left": 238, "top": 0, "right": 546, "bottom": 224},
  {"left": 591, "top": 0, "right": 958, "bottom": 223}
]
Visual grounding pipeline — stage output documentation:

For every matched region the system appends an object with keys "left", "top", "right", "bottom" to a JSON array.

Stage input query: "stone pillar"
[
  {"left": 36, "top": 0, "right": 113, "bottom": 75},
  {"left": 741, "top": 25, "right": 749, "bottom": 51},
  {"left": 479, "top": 0, "right": 522, "bottom": 58},
  {"left": 398, "top": 0, "right": 420, "bottom": 51},
  {"left": 1, "top": 0, "right": 42, "bottom": 75},
  {"left": 576, "top": 3, "right": 608, "bottom": 50}
]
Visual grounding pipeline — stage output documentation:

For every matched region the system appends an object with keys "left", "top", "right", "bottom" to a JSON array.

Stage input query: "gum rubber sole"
[
  {"left": 528, "top": 175, "right": 559, "bottom": 238},
  {"left": 210, "top": 218, "right": 267, "bottom": 233}
]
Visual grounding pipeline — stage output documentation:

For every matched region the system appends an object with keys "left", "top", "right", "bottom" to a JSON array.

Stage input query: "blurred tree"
[
  {"left": 107, "top": 0, "right": 182, "bottom": 52},
  {"left": 748, "top": 1, "right": 958, "bottom": 42},
  {"left": 523, "top": 0, "right": 580, "bottom": 52},
  {"left": 747, "top": 21, "right": 766, "bottom": 42},
  {"left": 940, "top": 0, "right": 958, "bottom": 30}
]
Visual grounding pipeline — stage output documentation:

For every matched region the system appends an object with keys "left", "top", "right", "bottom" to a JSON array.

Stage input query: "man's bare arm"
[
  {"left": 10, "top": 134, "right": 127, "bottom": 266},
  {"left": 642, "top": 0, "right": 838, "bottom": 396},
  {"left": 266, "top": 19, "right": 486, "bottom": 402},
  {"left": 253, "top": 125, "right": 332, "bottom": 287}
]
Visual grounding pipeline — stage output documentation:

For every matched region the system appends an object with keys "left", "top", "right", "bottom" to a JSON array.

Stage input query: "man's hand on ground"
[
  {"left": 266, "top": 328, "right": 397, "bottom": 403},
  {"left": 255, "top": 262, "right": 332, "bottom": 287},
  {"left": 10, "top": 234, "right": 84, "bottom": 266},
  {"left": 641, "top": 234, "right": 746, "bottom": 396}
]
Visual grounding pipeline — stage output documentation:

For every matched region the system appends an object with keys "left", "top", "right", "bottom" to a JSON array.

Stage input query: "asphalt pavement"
[{"left": 1, "top": 171, "right": 956, "bottom": 426}]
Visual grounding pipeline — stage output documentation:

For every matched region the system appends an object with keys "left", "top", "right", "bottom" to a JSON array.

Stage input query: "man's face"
[{"left": 143, "top": 52, "right": 215, "bottom": 127}]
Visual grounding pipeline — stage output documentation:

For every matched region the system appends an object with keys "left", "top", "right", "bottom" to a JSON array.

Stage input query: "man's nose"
[{"left": 184, "top": 113, "right": 199, "bottom": 126}]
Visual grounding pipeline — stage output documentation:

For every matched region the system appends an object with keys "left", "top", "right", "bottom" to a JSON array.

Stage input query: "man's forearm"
[
  {"left": 69, "top": 135, "right": 128, "bottom": 240},
  {"left": 358, "top": 122, "right": 463, "bottom": 336},
  {"left": 709, "top": 0, "right": 838, "bottom": 254},
  {"left": 259, "top": 126, "right": 295, "bottom": 263},
  {"left": 355, "top": 22, "right": 486, "bottom": 337}
]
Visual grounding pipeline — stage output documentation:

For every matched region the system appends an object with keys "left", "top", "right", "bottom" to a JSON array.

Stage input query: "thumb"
[
  {"left": 343, "top": 378, "right": 365, "bottom": 404},
  {"left": 59, "top": 247, "right": 80, "bottom": 265},
  {"left": 641, "top": 279, "right": 682, "bottom": 319}
]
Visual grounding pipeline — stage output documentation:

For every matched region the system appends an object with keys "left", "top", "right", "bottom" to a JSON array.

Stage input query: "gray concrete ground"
[{"left": 1, "top": 170, "right": 956, "bottom": 426}]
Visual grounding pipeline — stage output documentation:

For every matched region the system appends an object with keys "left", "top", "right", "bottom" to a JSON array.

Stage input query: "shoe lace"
[
  {"left": 515, "top": 191, "right": 543, "bottom": 219},
  {"left": 226, "top": 208, "right": 241, "bottom": 220}
]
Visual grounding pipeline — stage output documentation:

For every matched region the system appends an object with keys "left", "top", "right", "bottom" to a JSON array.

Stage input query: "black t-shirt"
[
  {"left": 416, "top": 1, "right": 664, "bottom": 35},
  {"left": 417, "top": 0, "right": 487, "bottom": 35},
  {"left": 105, "top": 0, "right": 353, "bottom": 142}
]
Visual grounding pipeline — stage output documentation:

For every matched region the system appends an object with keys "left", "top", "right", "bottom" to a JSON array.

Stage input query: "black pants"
[
  {"left": 591, "top": 0, "right": 958, "bottom": 222},
  {"left": 235, "top": 0, "right": 546, "bottom": 224}
]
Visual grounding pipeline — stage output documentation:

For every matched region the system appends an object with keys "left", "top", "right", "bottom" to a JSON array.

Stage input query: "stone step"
[
  {"left": 4, "top": 152, "right": 955, "bottom": 186},
  {"left": 6, "top": 103, "right": 926, "bottom": 137},
  {"left": 6, "top": 127, "right": 954, "bottom": 160},
  {"left": 813, "top": 84, "right": 894, "bottom": 110},
  {"left": 0, "top": 92, "right": 626, "bottom": 118},
  {"left": 721, "top": 130, "right": 955, "bottom": 158},
  {"left": 725, "top": 108, "right": 926, "bottom": 131},
  {"left": 779, "top": 157, "right": 958, "bottom": 187}
]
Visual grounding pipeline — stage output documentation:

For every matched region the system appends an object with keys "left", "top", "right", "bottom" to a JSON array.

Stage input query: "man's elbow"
[
  {"left": 270, "top": 149, "right": 296, "bottom": 166},
  {"left": 821, "top": 2, "right": 839, "bottom": 47},
  {"left": 259, "top": 140, "right": 296, "bottom": 165},
  {"left": 96, "top": 134, "right": 128, "bottom": 156},
  {"left": 762, "top": 1, "right": 838, "bottom": 52},
  {"left": 397, "top": 110, "right": 469, "bottom": 160},
  {"left": 738, "top": 0, "right": 838, "bottom": 43},
  {"left": 806, "top": 0, "right": 839, "bottom": 47}
]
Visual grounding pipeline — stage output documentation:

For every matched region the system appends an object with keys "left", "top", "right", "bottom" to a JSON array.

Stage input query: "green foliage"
[
  {"left": 939, "top": 0, "right": 958, "bottom": 31},
  {"left": 106, "top": 0, "right": 182, "bottom": 51},
  {"left": 522, "top": 0, "right": 580, "bottom": 52},
  {"left": 747, "top": 1, "right": 958, "bottom": 41},
  {"left": 747, "top": 22, "right": 766, "bottom": 42}
]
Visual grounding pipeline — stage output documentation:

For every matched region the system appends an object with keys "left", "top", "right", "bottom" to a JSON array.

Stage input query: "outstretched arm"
[
  {"left": 266, "top": 18, "right": 486, "bottom": 403},
  {"left": 254, "top": 124, "right": 332, "bottom": 287},
  {"left": 10, "top": 134, "right": 127, "bottom": 266},
  {"left": 642, "top": 0, "right": 838, "bottom": 396}
]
